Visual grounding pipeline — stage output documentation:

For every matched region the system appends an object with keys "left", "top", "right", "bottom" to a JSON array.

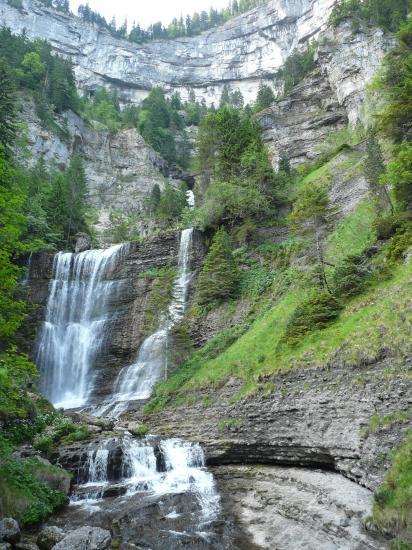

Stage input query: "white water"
[
  {"left": 36, "top": 244, "right": 128, "bottom": 409},
  {"left": 74, "top": 436, "right": 220, "bottom": 525},
  {"left": 97, "top": 222, "right": 194, "bottom": 417}
]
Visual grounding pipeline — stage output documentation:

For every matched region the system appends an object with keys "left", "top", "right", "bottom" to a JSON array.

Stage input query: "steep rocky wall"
[
  {"left": 18, "top": 97, "right": 169, "bottom": 239},
  {"left": 0, "top": 0, "right": 336, "bottom": 106}
]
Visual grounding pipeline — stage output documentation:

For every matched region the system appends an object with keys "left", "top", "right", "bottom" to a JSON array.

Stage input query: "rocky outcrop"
[
  {"left": 259, "top": 68, "right": 348, "bottom": 167},
  {"left": 317, "top": 22, "right": 396, "bottom": 126},
  {"left": 17, "top": 99, "right": 169, "bottom": 239},
  {"left": 215, "top": 465, "right": 387, "bottom": 549},
  {"left": 53, "top": 527, "right": 111, "bottom": 550},
  {"left": 143, "top": 358, "right": 411, "bottom": 492}
]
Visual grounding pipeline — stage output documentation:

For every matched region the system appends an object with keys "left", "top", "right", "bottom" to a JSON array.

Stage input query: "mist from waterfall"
[{"left": 36, "top": 244, "right": 128, "bottom": 409}]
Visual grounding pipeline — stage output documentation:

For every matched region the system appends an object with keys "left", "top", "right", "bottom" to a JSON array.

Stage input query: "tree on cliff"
[
  {"left": 197, "top": 227, "right": 238, "bottom": 305},
  {"left": 0, "top": 59, "right": 16, "bottom": 156},
  {"left": 254, "top": 82, "right": 275, "bottom": 111}
]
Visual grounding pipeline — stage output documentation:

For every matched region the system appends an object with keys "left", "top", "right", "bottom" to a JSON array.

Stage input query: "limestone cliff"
[{"left": 0, "top": 0, "right": 336, "bottom": 106}]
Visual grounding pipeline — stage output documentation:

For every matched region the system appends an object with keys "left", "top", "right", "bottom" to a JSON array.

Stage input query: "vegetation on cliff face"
[
  {"left": 370, "top": 432, "right": 412, "bottom": 545},
  {"left": 76, "top": 0, "right": 266, "bottom": 43}
]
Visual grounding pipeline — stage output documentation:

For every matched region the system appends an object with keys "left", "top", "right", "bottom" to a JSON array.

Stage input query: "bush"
[
  {"left": 330, "top": 0, "right": 409, "bottom": 33},
  {"left": 0, "top": 438, "right": 66, "bottom": 526},
  {"left": 276, "top": 45, "right": 316, "bottom": 94},
  {"left": 283, "top": 290, "right": 343, "bottom": 345},
  {"left": 332, "top": 253, "right": 368, "bottom": 298},
  {"left": 370, "top": 432, "right": 412, "bottom": 542}
]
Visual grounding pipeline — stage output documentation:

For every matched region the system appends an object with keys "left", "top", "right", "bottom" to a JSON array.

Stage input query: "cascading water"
[
  {"left": 97, "top": 192, "right": 195, "bottom": 417},
  {"left": 73, "top": 435, "right": 220, "bottom": 526},
  {"left": 36, "top": 244, "right": 128, "bottom": 409}
]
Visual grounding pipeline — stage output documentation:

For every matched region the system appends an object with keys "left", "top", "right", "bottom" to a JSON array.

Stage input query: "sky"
[{"left": 69, "top": 0, "right": 229, "bottom": 28}]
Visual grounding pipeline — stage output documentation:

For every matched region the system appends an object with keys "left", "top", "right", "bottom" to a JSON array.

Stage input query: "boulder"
[
  {"left": 0, "top": 543, "right": 12, "bottom": 550},
  {"left": 37, "top": 526, "right": 65, "bottom": 550},
  {"left": 53, "top": 527, "right": 111, "bottom": 550},
  {"left": 15, "top": 543, "right": 40, "bottom": 550},
  {"left": 0, "top": 518, "right": 20, "bottom": 544},
  {"left": 75, "top": 233, "right": 92, "bottom": 253}
]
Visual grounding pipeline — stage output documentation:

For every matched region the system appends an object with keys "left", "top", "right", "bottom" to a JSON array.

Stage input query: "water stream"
[
  {"left": 36, "top": 244, "right": 128, "bottom": 409},
  {"left": 97, "top": 226, "right": 193, "bottom": 417}
]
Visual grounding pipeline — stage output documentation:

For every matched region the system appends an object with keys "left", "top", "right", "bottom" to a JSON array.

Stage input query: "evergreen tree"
[
  {"left": 254, "top": 82, "right": 275, "bottom": 111},
  {"left": 219, "top": 84, "right": 231, "bottom": 108},
  {"left": 364, "top": 128, "right": 393, "bottom": 213},
  {"left": 289, "top": 182, "right": 337, "bottom": 292},
  {"left": 0, "top": 150, "right": 27, "bottom": 347},
  {"left": 197, "top": 227, "right": 238, "bottom": 304},
  {"left": 0, "top": 59, "right": 16, "bottom": 155}
]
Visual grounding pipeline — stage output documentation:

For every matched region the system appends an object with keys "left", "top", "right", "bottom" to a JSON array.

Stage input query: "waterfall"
[
  {"left": 74, "top": 435, "right": 220, "bottom": 524},
  {"left": 36, "top": 244, "right": 128, "bottom": 409},
  {"left": 98, "top": 223, "right": 194, "bottom": 417}
]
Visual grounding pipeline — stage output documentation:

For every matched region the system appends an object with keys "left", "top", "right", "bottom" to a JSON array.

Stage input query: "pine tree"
[
  {"left": 197, "top": 227, "right": 238, "bottom": 305},
  {"left": 255, "top": 82, "right": 275, "bottom": 111},
  {"left": 0, "top": 59, "right": 16, "bottom": 155},
  {"left": 364, "top": 128, "right": 393, "bottom": 213}
]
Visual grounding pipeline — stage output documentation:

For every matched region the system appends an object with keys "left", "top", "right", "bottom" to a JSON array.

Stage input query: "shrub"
[
  {"left": 332, "top": 253, "right": 368, "bottom": 298},
  {"left": 0, "top": 438, "right": 67, "bottom": 526},
  {"left": 370, "top": 432, "right": 412, "bottom": 542},
  {"left": 283, "top": 290, "right": 343, "bottom": 345}
]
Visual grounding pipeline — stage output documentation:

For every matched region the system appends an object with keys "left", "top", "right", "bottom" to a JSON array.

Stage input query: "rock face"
[
  {"left": 216, "top": 465, "right": 387, "bottom": 549},
  {"left": 17, "top": 100, "right": 169, "bottom": 240},
  {"left": 259, "top": 68, "right": 348, "bottom": 167},
  {"left": 144, "top": 358, "right": 410, "bottom": 492},
  {"left": 0, "top": 0, "right": 337, "bottom": 106}
]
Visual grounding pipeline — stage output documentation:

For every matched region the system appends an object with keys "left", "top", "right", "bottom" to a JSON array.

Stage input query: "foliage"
[
  {"left": 381, "top": 144, "right": 412, "bottom": 214},
  {"left": 330, "top": 0, "right": 409, "bottom": 33},
  {"left": 0, "top": 58, "right": 16, "bottom": 155},
  {"left": 194, "top": 106, "right": 276, "bottom": 227},
  {"left": 0, "top": 27, "right": 78, "bottom": 116},
  {"left": 33, "top": 418, "right": 90, "bottom": 456},
  {"left": 0, "top": 351, "right": 38, "bottom": 421},
  {"left": 254, "top": 82, "right": 276, "bottom": 111},
  {"left": 364, "top": 128, "right": 393, "bottom": 213},
  {"left": 197, "top": 227, "right": 239, "bottom": 305},
  {"left": 0, "top": 437, "right": 67, "bottom": 526},
  {"left": 377, "top": 19, "right": 412, "bottom": 143},
  {"left": 331, "top": 253, "right": 369, "bottom": 297},
  {"left": 77, "top": 0, "right": 266, "bottom": 43},
  {"left": 276, "top": 45, "right": 316, "bottom": 94},
  {"left": 283, "top": 290, "right": 343, "bottom": 345},
  {"left": 370, "top": 432, "right": 412, "bottom": 544},
  {"left": 142, "top": 267, "right": 177, "bottom": 333}
]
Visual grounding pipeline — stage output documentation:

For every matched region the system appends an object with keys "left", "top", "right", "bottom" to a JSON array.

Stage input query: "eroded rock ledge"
[{"left": 142, "top": 358, "right": 411, "bottom": 491}]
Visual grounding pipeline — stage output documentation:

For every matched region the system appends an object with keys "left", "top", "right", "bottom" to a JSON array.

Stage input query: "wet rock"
[
  {"left": 101, "top": 485, "right": 127, "bottom": 498},
  {"left": 0, "top": 543, "right": 12, "bottom": 550},
  {"left": 37, "top": 526, "right": 65, "bottom": 550},
  {"left": 15, "top": 542, "right": 40, "bottom": 550},
  {"left": 53, "top": 526, "right": 111, "bottom": 550},
  {"left": 0, "top": 518, "right": 20, "bottom": 544}
]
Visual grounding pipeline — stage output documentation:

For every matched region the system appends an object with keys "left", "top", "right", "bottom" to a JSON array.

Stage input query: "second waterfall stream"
[{"left": 97, "top": 226, "right": 194, "bottom": 417}]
